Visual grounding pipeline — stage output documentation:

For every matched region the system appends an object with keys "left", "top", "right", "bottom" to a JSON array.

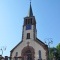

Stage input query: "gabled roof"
[
  {"left": 10, "top": 38, "right": 48, "bottom": 53},
  {"left": 10, "top": 40, "right": 23, "bottom": 53},
  {"left": 35, "top": 38, "right": 48, "bottom": 50}
]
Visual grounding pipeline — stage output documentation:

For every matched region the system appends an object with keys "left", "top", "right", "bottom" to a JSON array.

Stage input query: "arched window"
[
  {"left": 39, "top": 50, "right": 41, "bottom": 60},
  {"left": 27, "top": 33, "right": 30, "bottom": 39}
]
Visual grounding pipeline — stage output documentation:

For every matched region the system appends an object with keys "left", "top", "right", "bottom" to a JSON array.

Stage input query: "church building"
[{"left": 10, "top": 2, "right": 48, "bottom": 60}]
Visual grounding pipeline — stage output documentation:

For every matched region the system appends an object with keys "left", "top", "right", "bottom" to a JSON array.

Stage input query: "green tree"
[
  {"left": 49, "top": 47, "right": 57, "bottom": 60},
  {"left": 48, "top": 43, "right": 60, "bottom": 60},
  {"left": 56, "top": 43, "right": 60, "bottom": 60}
]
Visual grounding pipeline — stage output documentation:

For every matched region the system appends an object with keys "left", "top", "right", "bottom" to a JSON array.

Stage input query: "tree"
[
  {"left": 48, "top": 43, "right": 60, "bottom": 60},
  {"left": 56, "top": 43, "right": 60, "bottom": 60},
  {"left": 49, "top": 47, "right": 57, "bottom": 60}
]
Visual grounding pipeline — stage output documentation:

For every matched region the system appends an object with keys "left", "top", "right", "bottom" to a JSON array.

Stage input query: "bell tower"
[{"left": 22, "top": 2, "right": 37, "bottom": 41}]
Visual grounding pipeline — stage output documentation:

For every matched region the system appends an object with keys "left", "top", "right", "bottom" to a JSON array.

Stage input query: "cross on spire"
[{"left": 30, "top": 0, "right": 31, "bottom": 4}]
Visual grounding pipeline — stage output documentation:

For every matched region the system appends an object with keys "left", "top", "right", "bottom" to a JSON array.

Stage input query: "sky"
[{"left": 0, "top": 0, "right": 60, "bottom": 56}]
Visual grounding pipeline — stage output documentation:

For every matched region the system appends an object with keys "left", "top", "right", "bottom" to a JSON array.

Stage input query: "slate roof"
[{"left": 28, "top": 2, "right": 33, "bottom": 17}]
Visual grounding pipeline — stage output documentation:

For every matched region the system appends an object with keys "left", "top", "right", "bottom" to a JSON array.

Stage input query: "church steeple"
[
  {"left": 22, "top": 1, "right": 37, "bottom": 41},
  {"left": 28, "top": 1, "right": 33, "bottom": 17}
]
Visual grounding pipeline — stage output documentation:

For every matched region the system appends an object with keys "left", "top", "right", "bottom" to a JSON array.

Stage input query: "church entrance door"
[
  {"left": 25, "top": 50, "right": 32, "bottom": 60},
  {"left": 21, "top": 46, "right": 35, "bottom": 60}
]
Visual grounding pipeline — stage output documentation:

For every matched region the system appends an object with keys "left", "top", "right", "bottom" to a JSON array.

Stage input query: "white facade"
[
  {"left": 10, "top": 2, "right": 48, "bottom": 60},
  {"left": 23, "top": 25, "right": 36, "bottom": 41},
  {"left": 11, "top": 39, "right": 48, "bottom": 60}
]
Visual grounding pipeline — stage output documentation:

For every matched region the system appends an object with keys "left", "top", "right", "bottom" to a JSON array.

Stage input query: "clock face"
[{"left": 26, "top": 24, "right": 31, "bottom": 30}]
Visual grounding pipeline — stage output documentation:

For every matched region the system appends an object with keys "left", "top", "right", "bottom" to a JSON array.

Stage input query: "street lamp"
[
  {"left": 0, "top": 46, "right": 6, "bottom": 56},
  {"left": 44, "top": 38, "right": 53, "bottom": 60},
  {"left": 0, "top": 48, "right": 3, "bottom": 55}
]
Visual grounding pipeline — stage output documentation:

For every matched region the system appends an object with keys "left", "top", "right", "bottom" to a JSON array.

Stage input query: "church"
[{"left": 10, "top": 2, "right": 48, "bottom": 60}]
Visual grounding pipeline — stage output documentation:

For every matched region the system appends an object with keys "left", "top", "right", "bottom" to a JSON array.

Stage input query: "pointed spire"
[{"left": 28, "top": 0, "right": 33, "bottom": 17}]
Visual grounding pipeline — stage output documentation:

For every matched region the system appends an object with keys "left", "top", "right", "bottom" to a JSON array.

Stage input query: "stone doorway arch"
[{"left": 21, "top": 46, "right": 35, "bottom": 60}]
